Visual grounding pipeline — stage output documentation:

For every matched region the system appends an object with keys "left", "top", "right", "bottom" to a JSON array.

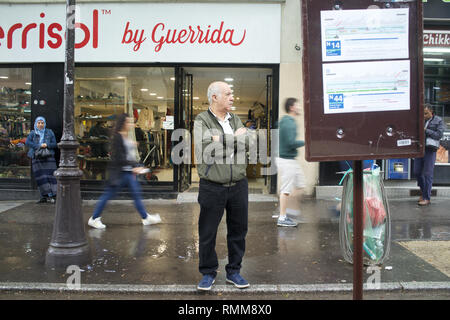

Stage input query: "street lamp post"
[{"left": 45, "top": 0, "right": 90, "bottom": 269}]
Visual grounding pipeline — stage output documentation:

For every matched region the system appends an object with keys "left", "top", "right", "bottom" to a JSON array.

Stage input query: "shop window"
[
  {"left": 0, "top": 68, "right": 32, "bottom": 179},
  {"left": 75, "top": 67, "right": 175, "bottom": 183},
  {"left": 424, "top": 55, "right": 450, "bottom": 165}
]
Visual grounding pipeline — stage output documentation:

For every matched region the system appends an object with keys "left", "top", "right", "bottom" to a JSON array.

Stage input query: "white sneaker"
[
  {"left": 88, "top": 217, "right": 106, "bottom": 229},
  {"left": 142, "top": 213, "right": 162, "bottom": 226}
]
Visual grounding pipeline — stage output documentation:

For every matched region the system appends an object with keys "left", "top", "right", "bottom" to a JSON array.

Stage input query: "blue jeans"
[
  {"left": 414, "top": 148, "right": 437, "bottom": 201},
  {"left": 93, "top": 171, "right": 147, "bottom": 219}
]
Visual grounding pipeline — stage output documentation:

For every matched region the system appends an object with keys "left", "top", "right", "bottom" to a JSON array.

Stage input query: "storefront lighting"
[
  {"left": 229, "top": 84, "right": 234, "bottom": 88},
  {"left": 25, "top": 82, "right": 32, "bottom": 85},
  {"left": 157, "top": 96, "right": 164, "bottom": 99},
  {"left": 231, "top": 106, "right": 236, "bottom": 110},
  {"left": 150, "top": 93, "right": 157, "bottom": 96},
  {"left": 224, "top": 78, "right": 233, "bottom": 82},
  {"left": 170, "top": 77, "right": 175, "bottom": 81},
  {"left": 0, "top": 76, "right": 8, "bottom": 79},
  {"left": 423, "top": 48, "right": 450, "bottom": 54},
  {"left": 236, "top": 97, "right": 240, "bottom": 100},
  {"left": 193, "top": 97, "right": 199, "bottom": 100},
  {"left": 424, "top": 58, "right": 445, "bottom": 62},
  {"left": 140, "top": 88, "right": 148, "bottom": 92}
]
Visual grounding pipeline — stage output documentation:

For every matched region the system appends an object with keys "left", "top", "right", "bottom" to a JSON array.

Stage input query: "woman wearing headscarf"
[{"left": 25, "top": 116, "right": 58, "bottom": 203}]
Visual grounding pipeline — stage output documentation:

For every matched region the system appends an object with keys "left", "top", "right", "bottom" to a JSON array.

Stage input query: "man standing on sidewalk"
[
  {"left": 277, "top": 97, "right": 306, "bottom": 227},
  {"left": 193, "top": 81, "right": 250, "bottom": 291}
]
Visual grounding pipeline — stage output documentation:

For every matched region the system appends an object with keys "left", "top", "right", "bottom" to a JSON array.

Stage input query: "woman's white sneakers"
[
  {"left": 88, "top": 213, "right": 161, "bottom": 229},
  {"left": 142, "top": 213, "right": 162, "bottom": 226},
  {"left": 88, "top": 217, "right": 106, "bottom": 229}
]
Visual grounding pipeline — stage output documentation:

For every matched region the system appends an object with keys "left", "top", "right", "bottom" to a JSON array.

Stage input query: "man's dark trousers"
[
  {"left": 198, "top": 178, "right": 248, "bottom": 277},
  {"left": 414, "top": 148, "right": 437, "bottom": 201}
]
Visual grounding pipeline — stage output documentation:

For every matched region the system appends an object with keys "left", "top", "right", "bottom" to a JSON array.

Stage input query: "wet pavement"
[{"left": 0, "top": 197, "right": 449, "bottom": 290}]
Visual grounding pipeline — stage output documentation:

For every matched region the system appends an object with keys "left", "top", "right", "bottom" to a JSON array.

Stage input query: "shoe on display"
[
  {"left": 197, "top": 274, "right": 216, "bottom": 291},
  {"left": 226, "top": 273, "right": 250, "bottom": 289},
  {"left": 88, "top": 217, "right": 106, "bottom": 229},
  {"left": 142, "top": 213, "right": 162, "bottom": 226}
]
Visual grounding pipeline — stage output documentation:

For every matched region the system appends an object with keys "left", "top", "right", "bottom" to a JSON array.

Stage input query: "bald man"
[{"left": 193, "top": 81, "right": 250, "bottom": 291}]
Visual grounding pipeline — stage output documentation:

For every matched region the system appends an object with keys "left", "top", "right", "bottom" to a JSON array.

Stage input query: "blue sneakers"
[
  {"left": 226, "top": 273, "right": 250, "bottom": 289},
  {"left": 197, "top": 274, "right": 215, "bottom": 291}
]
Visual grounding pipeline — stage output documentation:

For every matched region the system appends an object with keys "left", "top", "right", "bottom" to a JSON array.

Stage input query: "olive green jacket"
[{"left": 194, "top": 109, "right": 252, "bottom": 185}]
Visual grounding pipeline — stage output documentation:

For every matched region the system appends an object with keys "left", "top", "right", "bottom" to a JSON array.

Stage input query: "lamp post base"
[
  {"left": 46, "top": 163, "right": 90, "bottom": 269},
  {"left": 45, "top": 245, "right": 91, "bottom": 269}
]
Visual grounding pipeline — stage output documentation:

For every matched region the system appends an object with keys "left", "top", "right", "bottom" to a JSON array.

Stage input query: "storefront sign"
[
  {"left": 0, "top": 3, "right": 280, "bottom": 63},
  {"left": 424, "top": 30, "right": 450, "bottom": 47}
]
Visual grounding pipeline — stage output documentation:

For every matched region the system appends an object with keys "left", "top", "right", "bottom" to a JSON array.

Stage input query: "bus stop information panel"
[{"left": 302, "top": 0, "right": 424, "bottom": 162}]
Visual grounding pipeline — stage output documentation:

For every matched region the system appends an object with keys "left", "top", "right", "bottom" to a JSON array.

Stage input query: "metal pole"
[
  {"left": 353, "top": 160, "right": 364, "bottom": 300},
  {"left": 46, "top": 0, "right": 90, "bottom": 269}
]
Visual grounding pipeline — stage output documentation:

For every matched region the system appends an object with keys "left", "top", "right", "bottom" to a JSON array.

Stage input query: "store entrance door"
[
  {"left": 263, "top": 74, "right": 276, "bottom": 194},
  {"left": 179, "top": 66, "right": 277, "bottom": 194},
  {"left": 176, "top": 68, "right": 193, "bottom": 192}
]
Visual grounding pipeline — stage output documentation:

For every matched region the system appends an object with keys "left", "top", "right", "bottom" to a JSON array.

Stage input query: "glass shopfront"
[
  {"left": 0, "top": 1, "right": 282, "bottom": 196},
  {"left": 0, "top": 67, "right": 32, "bottom": 179},
  {"left": 423, "top": 36, "right": 450, "bottom": 183},
  {"left": 74, "top": 66, "right": 175, "bottom": 184}
]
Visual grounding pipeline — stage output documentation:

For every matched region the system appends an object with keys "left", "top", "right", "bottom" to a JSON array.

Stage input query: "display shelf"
[
  {"left": 76, "top": 117, "right": 114, "bottom": 121},
  {"left": 79, "top": 138, "right": 109, "bottom": 143}
]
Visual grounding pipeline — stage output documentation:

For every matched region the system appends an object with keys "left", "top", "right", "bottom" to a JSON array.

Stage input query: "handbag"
[
  {"left": 34, "top": 147, "right": 52, "bottom": 159},
  {"left": 425, "top": 137, "right": 440, "bottom": 151},
  {"left": 424, "top": 118, "right": 441, "bottom": 151}
]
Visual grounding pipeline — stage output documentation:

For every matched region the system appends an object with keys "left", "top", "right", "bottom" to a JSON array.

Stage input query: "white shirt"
[
  {"left": 209, "top": 107, "right": 233, "bottom": 135},
  {"left": 209, "top": 107, "right": 234, "bottom": 159}
]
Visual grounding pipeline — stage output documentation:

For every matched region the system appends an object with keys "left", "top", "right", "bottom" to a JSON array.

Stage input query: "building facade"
[
  {"left": 1, "top": 0, "right": 445, "bottom": 199},
  {"left": 0, "top": 0, "right": 315, "bottom": 199}
]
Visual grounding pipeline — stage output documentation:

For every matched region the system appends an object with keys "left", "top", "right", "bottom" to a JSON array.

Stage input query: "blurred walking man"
[{"left": 277, "top": 97, "right": 305, "bottom": 227}]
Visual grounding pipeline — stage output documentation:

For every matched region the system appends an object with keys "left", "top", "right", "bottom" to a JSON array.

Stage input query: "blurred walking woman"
[
  {"left": 88, "top": 113, "right": 161, "bottom": 229},
  {"left": 25, "top": 116, "right": 58, "bottom": 203}
]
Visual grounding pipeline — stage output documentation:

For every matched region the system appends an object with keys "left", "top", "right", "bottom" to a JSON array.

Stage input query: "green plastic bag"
[{"left": 339, "top": 167, "right": 391, "bottom": 265}]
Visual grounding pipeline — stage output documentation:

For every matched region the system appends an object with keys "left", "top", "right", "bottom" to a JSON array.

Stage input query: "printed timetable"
[{"left": 320, "top": 8, "right": 409, "bottom": 62}]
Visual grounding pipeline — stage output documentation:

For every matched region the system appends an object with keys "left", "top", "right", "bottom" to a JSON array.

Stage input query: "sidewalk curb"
[{"left": 1, "top": 282, "right": 449, "bottom": 294}]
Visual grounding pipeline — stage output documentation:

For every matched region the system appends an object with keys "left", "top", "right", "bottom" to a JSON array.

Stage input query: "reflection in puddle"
[{"left": 392, "top": 222, "right": 450, "bottom": 241}]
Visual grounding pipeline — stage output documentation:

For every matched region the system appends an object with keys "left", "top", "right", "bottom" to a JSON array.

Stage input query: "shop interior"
[
  {"left": 74, "top": 66, "right": 274, "bottom": 192},
  {"left": 423, "top": 48, "right": 450, "bottom": 184},
  {"left": 0, "top": 68, "right": 31, "bottom": 179},
  {"left": 182, "top": 67, "right": 274, "bottom": 193},
  {"left": 75, "top": 67, "right": 175, "bottom": 184},
  {"left": 0, "top": 66, "right": 274, "bottom": 192},
  {"left": 424, "top": 53, "right": 450, "bottom": 164}
]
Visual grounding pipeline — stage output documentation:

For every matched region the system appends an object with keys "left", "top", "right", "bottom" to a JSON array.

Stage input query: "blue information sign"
[
  {"left": 326, "top": 40, "right": 341, "bottom": 56},
  {"left": 328, "top": 94, "right": 344, "bottom": 109}
]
